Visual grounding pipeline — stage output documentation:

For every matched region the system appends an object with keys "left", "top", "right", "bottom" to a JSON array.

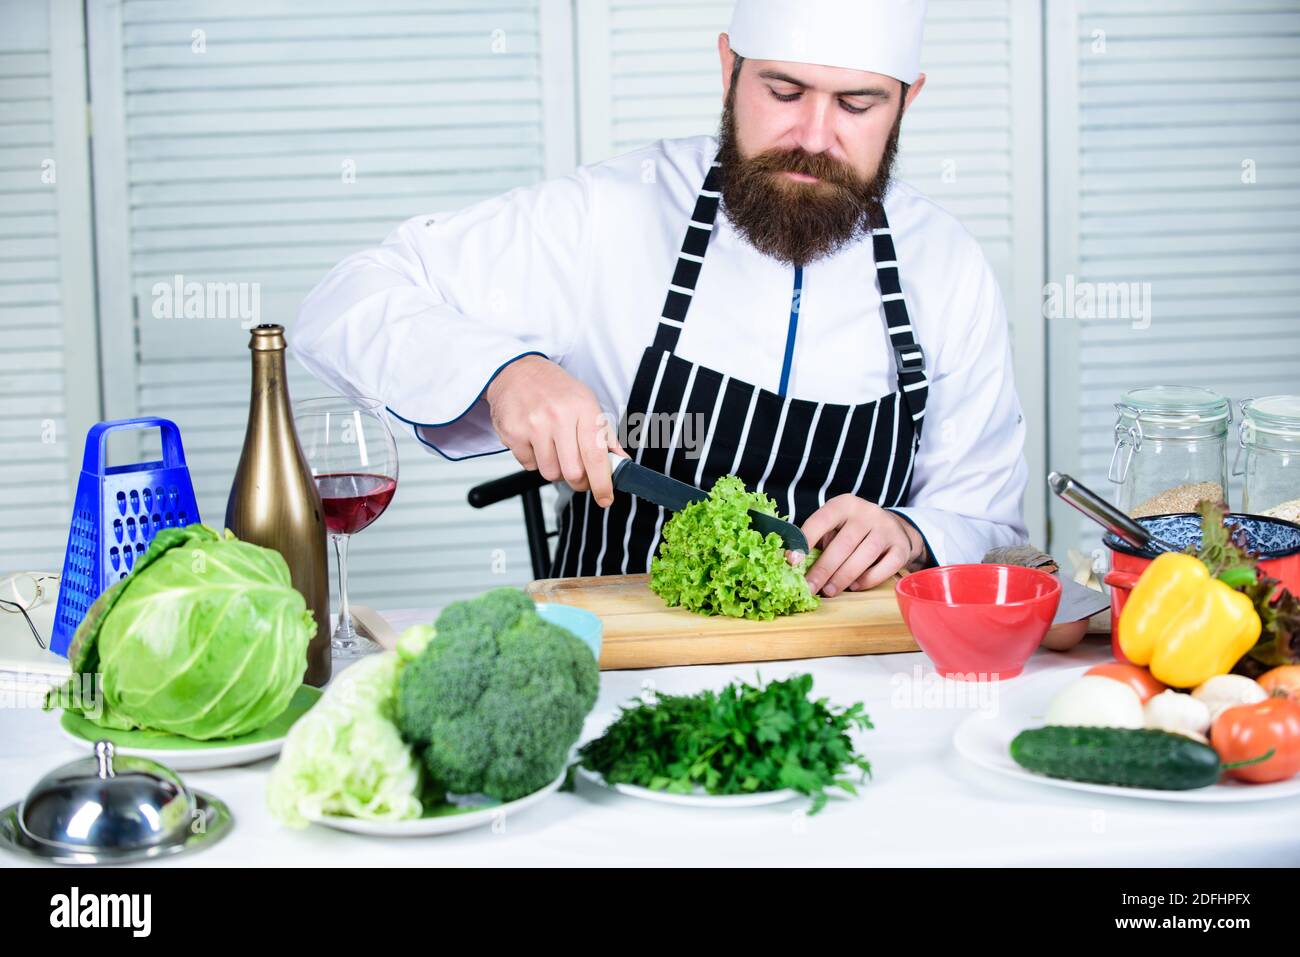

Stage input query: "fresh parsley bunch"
[
  {"left": 578, "top": 674, "right": 872, "bottom": 814},
  {"left": 649, "top": 475, "right": 819, "bottom": 620}
]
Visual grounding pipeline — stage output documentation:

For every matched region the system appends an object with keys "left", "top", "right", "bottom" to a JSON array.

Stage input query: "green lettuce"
[
  {"left": 45, "top": 524, "right": 313, "bottom": 740},
  {"left": 649, "top": 475, "right": 819, "bottom": 620},
  {"left": 268, "top": 649, "right": 424, "bottom": 827}
]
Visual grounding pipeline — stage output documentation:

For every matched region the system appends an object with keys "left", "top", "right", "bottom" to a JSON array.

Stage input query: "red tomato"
[
  {"left": 1211, "top": 697, "right": 1300, "bottom": 783},
  {"left": 1258, "top": 665, "right": 1300, "bottom": 701},
  {"left": 1085, "top": 662, "right": 1167, "bottom": 703}
]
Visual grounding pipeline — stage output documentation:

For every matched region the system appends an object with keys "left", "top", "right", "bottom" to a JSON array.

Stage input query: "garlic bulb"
[
  {"left": 1143, "top": 690, "right": 1211, "bottom": 742},
  {"left": 1191, "top": 675, "right": 1267, "bottom": 723}
]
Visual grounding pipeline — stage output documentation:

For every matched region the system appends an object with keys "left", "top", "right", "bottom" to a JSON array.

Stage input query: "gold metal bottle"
[{"left": 225, "top": 324, "right": 331, "bottom": 686}]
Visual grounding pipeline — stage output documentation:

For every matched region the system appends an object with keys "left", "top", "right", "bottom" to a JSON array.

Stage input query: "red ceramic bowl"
[{"left": 894, "top": 564, "right": 1061, "bottom": 680}]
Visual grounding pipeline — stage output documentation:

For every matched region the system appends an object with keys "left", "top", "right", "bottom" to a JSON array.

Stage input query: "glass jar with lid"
[
  {"left": 1109, "top": 385, "right": 1231, "bottom": 517},
  {"left": 1237, "top": 395, "right": 1300, "bottom": 521}
]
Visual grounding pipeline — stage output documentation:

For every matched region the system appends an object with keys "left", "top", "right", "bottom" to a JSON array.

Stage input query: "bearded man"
[{"left": 294, "top": 0, "right": 1030, "bottom": 592}]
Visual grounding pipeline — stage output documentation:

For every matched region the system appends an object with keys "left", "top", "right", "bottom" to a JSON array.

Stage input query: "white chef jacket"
[{"left": 293, "top": 134, "right": 1029, "bottom": 565}]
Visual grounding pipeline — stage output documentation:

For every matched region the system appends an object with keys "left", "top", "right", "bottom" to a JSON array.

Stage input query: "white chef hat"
[{"left": 727, "top": 0, "right": 927, "bottom": 84}]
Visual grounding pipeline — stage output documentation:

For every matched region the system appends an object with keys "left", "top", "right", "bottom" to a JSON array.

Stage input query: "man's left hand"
[{"left": 798, "top": 495, "right": 928, "bottom": 595}]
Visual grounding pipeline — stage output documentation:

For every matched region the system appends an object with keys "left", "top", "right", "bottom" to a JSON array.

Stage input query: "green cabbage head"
[{"left": 45, "top": 524, "right": 313, "bottom": 739}]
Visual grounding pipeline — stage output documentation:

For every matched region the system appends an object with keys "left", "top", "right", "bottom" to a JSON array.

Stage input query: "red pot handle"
[{"left": 1104, "top": 569, "right": 1141, "bottom": 590}]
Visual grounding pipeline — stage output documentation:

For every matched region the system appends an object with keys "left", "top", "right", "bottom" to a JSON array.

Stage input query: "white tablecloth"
[{"left": 4, "top": 609, "right": 1298, "bottom": 868}]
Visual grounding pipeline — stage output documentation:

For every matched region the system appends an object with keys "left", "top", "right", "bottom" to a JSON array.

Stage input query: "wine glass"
[{"left": 294, "top": 395, "right": 399, "bottom": 659}]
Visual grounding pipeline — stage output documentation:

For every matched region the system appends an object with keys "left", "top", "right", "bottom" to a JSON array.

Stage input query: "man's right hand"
[{"left": 485, "top": 355, "right": 626, "bottom": 507}]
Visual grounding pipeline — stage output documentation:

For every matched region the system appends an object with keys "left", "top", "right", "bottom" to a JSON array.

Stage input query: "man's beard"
[{"left": 716, "top": 91, "right": 902, "bottom": 267}]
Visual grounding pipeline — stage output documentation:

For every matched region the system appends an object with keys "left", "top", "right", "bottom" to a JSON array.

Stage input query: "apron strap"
[
  {"left": 871, "top": 220, "right": 929, "bottom": 440},
  {"left": 652, "top": 158, "right": 723, "bottom": 352}
]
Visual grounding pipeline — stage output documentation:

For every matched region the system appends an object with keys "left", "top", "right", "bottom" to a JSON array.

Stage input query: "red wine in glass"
[
  {"left": 295, "top": 395, "right": 399, "bottom": 660},
  {"left": 316, "top": 472, "right": 397, "bottom": 535}
]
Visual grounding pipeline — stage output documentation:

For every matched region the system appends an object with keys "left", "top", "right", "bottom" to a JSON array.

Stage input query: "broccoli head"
[{"left": 395, "top": 587, "right": 600, "bottom": 800}]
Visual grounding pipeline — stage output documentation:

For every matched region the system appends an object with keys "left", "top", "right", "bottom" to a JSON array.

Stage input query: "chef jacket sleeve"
[
  {"left": 291, "top": 169, "right": 593, "bottom": 460},
  {"left": 888, "top": 253, "right": 1030, "bottom": 566}
]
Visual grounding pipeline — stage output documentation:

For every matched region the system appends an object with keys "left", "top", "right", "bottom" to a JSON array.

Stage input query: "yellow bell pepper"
[{"left": 1118, "top": 552, "right": 1261, "bottom": 688}]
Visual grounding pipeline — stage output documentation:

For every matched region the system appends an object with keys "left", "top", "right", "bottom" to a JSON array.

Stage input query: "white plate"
[
  {"left": 953, "top": 666, "right": 1300, "bottom": 803},
  {"left": 314, "top": 771, "right": 566, "bottom": 836},
  {"left": 58, "top": 726, "right": 286, "bottom": 771},
  {"left": 576, "top": 766, "right": 799, "bottom": 808},
  {"left": 57, "top": 686, "right": 321, "bottom": 771}
]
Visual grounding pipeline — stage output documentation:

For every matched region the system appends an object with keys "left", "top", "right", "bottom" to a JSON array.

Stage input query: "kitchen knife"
[
  {"left": 608, "top": 453, "right": 810, "bottom": 554},
  {"left": 1050, "top": 572, "right": 1111, "bottom": 624}
]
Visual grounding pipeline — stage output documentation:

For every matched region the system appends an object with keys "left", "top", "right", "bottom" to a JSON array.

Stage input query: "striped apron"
[{"left": 551, "top": 157, "right": 930, "bottom": 578}]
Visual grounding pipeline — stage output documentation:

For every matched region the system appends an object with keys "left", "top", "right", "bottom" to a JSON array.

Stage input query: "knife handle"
[{"left": 607, "top": 450, "right": 630, "bottom": 481}]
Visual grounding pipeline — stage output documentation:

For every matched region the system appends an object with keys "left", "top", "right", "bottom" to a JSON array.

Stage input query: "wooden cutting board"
[{"left": 525, "top": 573, "right": 917, "bottom": 670}]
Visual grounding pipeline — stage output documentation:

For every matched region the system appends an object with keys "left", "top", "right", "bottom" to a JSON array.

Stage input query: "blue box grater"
[{"left": 51, "top": 417, "right": 202, "bottom": 657}]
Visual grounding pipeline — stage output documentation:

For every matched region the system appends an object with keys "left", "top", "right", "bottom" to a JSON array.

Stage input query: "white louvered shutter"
[
  {"left": 86, "top": 0, "right": 573, "bottom": 609},
  {"left": 0, "top": 0, "right": 98, "bottom": 576},
  {"left": 1046, "top": 0, "right": 1300, "bottom": 555},
  {"left": 575, "top": 0, "right": 1047, "bottom": 542}
]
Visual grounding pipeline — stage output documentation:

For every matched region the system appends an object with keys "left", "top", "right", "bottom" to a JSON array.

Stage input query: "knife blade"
[
  {"left": 608, "top": 454, "right": 810, "bottom": 554},
  {"left": 1050, "top": 572, "right": 1111, "bottom": 624}
]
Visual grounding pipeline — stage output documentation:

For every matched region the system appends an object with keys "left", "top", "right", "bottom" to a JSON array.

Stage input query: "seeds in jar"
[
  {"left": 1262, "top": 498, "right": 1300, "bottom": 524},
  {"left": 1130, "top": 482, "right": 1225, "bottom": 518}
]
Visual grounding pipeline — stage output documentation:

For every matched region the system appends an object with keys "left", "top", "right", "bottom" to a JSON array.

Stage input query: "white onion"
[{"left": 1045, "top": 676, "right": 1145, "bottom": 729}]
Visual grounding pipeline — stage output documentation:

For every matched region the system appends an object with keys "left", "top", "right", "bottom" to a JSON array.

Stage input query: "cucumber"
[{"left": 1010, "top": 726, "right": 1221, "bottom": 790}]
